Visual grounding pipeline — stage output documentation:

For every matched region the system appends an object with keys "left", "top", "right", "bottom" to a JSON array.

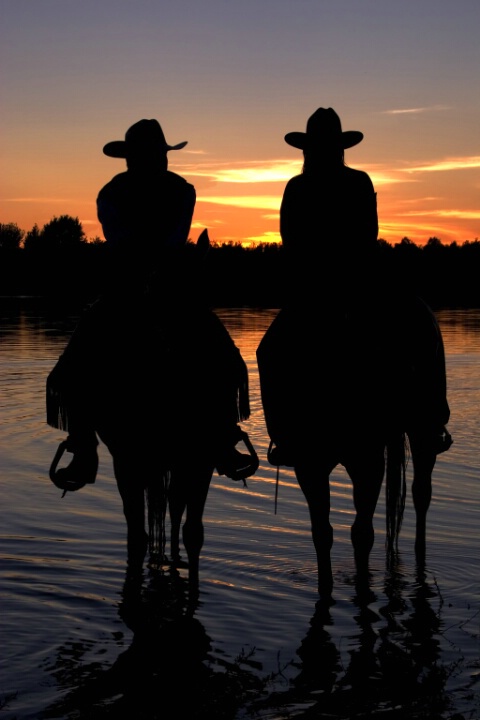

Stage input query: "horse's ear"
[{"left": 196, "top": 228, "right": 210, "bottom": 257}]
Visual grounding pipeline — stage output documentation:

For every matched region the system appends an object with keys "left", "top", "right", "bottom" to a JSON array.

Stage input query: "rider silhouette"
[
  {"left": 47, "top": 119, "right": 257, "bottom": 491},
  {"left": 97, "top": 119, "right": 195, "bottom": 297},
  {"left": 259, "top": 107, "right": 451, "bottom": 465},
  {"left": 280, "top": 107, "right": 379, "bottom": 310}
]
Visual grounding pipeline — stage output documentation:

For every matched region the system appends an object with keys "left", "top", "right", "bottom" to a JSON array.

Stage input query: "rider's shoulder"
[
  {"left": 283, "top": 174, "right": 305, "bottom": 193},
  {"left": 344, "top": 165, "right": 374, "bottom": 187},
  {"left": 165, "top": 170, "right": 193, "bottom": 188},
  {"left": 97, "top": 171, "right": 129, "bottom": 198}
]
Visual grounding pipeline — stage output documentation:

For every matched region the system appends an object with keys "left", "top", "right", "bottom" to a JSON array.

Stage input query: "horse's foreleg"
[
  {"left": 408, "top": 433, "right": 436, "bottom": 559},
  {"left": 295, "top": 464, "right": 334, "bottom": 599}
]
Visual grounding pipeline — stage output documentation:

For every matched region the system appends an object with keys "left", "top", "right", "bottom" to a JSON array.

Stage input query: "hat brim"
[
  {"left": 103, "top": 139, "right": 188, "bottom": 158},
  {"left": 285, "top": 130, "right": 363, "bottom": 150}
]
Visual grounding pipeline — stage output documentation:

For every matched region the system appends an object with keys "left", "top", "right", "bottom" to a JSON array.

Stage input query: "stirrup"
[
  {"left": 267, "top": 440, "right": 295, "bottom": 468},
  {"left": 435, "top": 427, "right": 453, "bottom": 454},
  {"left": 216, "top": 430, "right": 259, "bottom": 485},
  {"left": 49, "top": 438, "right": 98, "bottom": 496}
]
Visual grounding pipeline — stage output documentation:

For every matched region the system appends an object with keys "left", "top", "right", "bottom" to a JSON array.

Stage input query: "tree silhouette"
[
  {"left": 0, "top": 222, "right": 24, "bottom": 251},
  {"left": 0, "top": 213, "right": 479, "bottom": 306},
  {"left": 22, "top": 224, "right": 42, "bottom": 253},
  {"left": 40, "top": 215, "right": 86, "bottom": 253}
]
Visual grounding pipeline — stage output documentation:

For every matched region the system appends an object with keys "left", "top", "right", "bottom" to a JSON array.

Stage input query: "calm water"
[{"left": 0, "top": 299, "right": 479, "bottom": 719}]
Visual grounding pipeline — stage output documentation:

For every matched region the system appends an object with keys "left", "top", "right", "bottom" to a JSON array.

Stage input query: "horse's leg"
[
  {"left": 345, "top": 444, "right": 385, "bottom": 575},
  {"left": 112, "top": 453, "right": 148, "bottom": 570},
  {"left": 407, "top": 432, "right": 436, "bottom": 560},
  {"left": 169, "top": 463, "right": 213, "bottom": 596},
  {"left": 168, "top": 473, "right": 187, "bottom": 567},
  {"left": 295, "top": 461, "right": 335, "bottom": 599}
]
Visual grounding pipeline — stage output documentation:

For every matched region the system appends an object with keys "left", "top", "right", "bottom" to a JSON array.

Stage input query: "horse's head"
[{"left": 196, "top": 228, "right": 210, "bottom": 258}]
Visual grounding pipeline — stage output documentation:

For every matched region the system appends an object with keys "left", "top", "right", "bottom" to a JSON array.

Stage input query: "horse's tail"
[
  {"left": 146, "top": 470, "right": 170, "bottom": 561},
  {"left": 385, "top": 432, "right": 408, "bottom": 557}
]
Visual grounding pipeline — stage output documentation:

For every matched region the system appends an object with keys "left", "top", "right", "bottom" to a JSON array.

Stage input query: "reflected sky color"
[{"left": 1, "top": 0, "right": 479, "bottom": 247}]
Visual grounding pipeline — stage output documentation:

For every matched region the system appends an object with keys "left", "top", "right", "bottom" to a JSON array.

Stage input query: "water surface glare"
[{"left": 0, "top": 301, "right": 479, "bottom": 719}]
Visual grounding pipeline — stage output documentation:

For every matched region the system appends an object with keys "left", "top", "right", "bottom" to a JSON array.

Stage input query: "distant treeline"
[{"left": 0, "top": 216, "right": 479, "bottom": 309}]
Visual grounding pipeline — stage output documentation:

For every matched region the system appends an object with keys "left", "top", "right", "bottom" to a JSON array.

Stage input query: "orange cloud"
[
  {"left": 402, "top": 209, "right": 480, "bottom": 219},
  {"left": 198, "top": 195, "right": 280, "bottom": 210},
  {"left": 403, "top": 156, "right": 480, "bottom": 173},
  {"left": 185, "top": 159, "right": 300, "bottom": 184},
  {"left": 382, "top": 105, "right": 450, "bottom": 115}
]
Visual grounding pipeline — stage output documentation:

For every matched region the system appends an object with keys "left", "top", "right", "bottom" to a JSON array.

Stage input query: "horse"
[
  {"left": 257, "top": 292, "right": 452, "bottom": 599},
  {"left": 46, "top": 233, "right": 259, "bottom": 599}
]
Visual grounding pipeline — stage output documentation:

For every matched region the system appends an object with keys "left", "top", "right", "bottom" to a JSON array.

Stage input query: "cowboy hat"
[
  {"left": 103, "top": 119, "right": 188, "bottom": 158},
  {"left": 285, "top": 107, "right": 363, "bottom": 150}
]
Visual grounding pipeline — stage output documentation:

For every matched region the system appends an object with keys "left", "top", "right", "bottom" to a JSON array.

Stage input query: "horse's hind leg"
[
  {"left": 169, "top": 464, "right": 213, "bottom": 596},
  {"left": 168, "top": 476, "right": 187, "bottom": 567},
  {"left": 168, "top": 501, "right": 185, "bottom": 569},
  {"left": 112, "top": 454, "right": 148, "bottom": 570},
  {"left": 408, "top": 433, "right": 436, "bottom": 559},
  {"left": 295, "top": 463, "right": 334, "bottom": 599},
  {"left": 346, "top": 447, "right": 385, "bottom": 576}
]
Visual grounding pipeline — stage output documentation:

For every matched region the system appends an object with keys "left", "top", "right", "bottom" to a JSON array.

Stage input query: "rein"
[{"left": 274, "top": 465, "right": 280, "bottom": 514}]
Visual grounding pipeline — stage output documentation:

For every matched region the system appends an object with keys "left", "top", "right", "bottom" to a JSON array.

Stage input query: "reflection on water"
[
  {"left": 0, "top": 300, "right": 479, "bottom": 719},
  {"left": 286, "top": 560, "right": 451, "bottom": 719}
]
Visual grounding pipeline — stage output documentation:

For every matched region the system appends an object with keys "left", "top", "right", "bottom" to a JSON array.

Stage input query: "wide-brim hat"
[
  {"left": 285, "top": 107, "right": 363, "bottom": 150},
  {"left": 103, "top": 119, "right": 188, "bottom": 158}
]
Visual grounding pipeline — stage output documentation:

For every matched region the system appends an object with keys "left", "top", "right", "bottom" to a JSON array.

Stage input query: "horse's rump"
[
  {"left": 46, "top": 299, "right": 250, "bottom": 465},
  {"left": 257, "top": 305, "right": 390, "bottom": 451},
  {"left": 256, "top": 295, "right": 449, "bottom": 459}
]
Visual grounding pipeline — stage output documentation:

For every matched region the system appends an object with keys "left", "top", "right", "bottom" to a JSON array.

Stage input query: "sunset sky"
[{"left": 1, "top": 0, "right": 479, "bottom": 247}]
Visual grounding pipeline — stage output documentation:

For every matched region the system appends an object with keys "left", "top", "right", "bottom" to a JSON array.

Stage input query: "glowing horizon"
[
  {"left": 1, "top": 1, "right": 479, "bottom": 249},
  {"left": 3, "top": 150, "right": 479, "bottom": 248}
]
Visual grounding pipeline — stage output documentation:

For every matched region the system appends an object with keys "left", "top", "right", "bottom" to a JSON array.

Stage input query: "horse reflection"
[
  {"left": 41, "top": 562, "right": 276, "bottom": 719},
  {"left": 257, "top": 295, "right": 452, "bottom": 598},
  {"left": 40, "top": 567, "right": 213, "bottom": 718},
  {"left": 287, "top": 559, "right": 449, "bottom": 718}
]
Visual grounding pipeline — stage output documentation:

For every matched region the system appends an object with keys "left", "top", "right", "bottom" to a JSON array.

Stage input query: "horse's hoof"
[
  {"left": 354, "top": 552, "right": 371, "bottom": 580},
  {"left": 317, "top": 563, "right": 334, "bottom": 599},
  {"left": 127, "top": 531, "right": 148, "bottom": 570},
  {"left": 414, "top": 532, "right": 426, "bottom": 565},
  {"left": 315, "top": 594, "right": 336, "bottom": 611},
  {"left": 317, "top": 581, "right": 334, "bottom": 601},
  {"left": 171, "top": 555, "right": 189, "bottom": 570},
  {"left": 188, "top": 575, "right": 200, "bottom": 607}
]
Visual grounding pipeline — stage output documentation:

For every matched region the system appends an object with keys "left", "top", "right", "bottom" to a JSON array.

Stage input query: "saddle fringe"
[
  {"left": 237, "top": 355, "right": 251, "bottom": 422},
  {"left": 46, "top": 356, "right": 71, "bottom": 431}
]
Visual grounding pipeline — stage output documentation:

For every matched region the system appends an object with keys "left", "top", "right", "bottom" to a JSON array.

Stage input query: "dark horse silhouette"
[
  {"left": 46, "top": 236, "right": 258, "bottom": 598},
  {"left": 257, "top": 293, "right": 452, "bottom": 599}
]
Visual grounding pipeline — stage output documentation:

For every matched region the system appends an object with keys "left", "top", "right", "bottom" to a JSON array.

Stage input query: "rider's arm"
[{"left": 165, "top": 182, "right": 196, "bottom": 247}]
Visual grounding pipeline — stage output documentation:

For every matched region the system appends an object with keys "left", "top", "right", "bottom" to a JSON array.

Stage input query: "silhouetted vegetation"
[
  {"left": 0, "top": 216, "right": 479, "bottom": 308},
  {"left": 0, "top": 222, "right": 25, "bottom": 251}
]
